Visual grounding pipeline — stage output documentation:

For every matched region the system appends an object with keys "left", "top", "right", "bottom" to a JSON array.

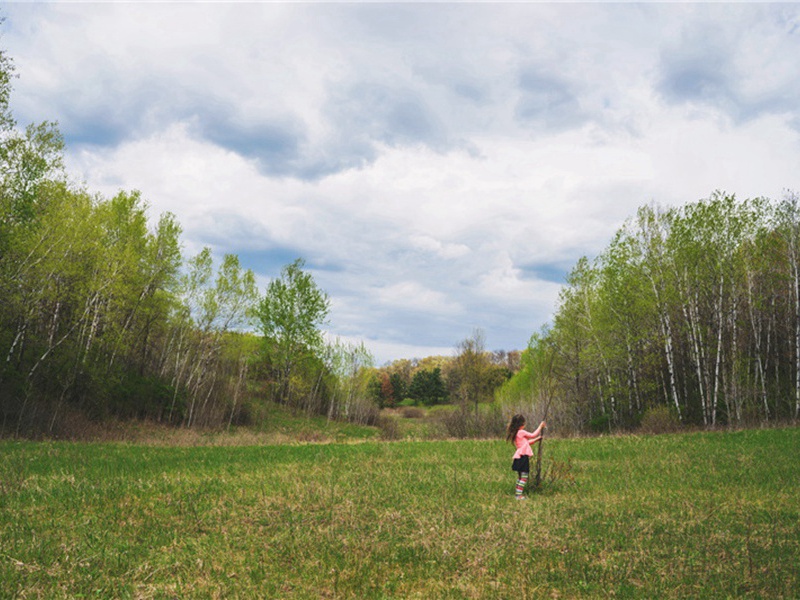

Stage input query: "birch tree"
[
  {"left": 255, "top": 258, "right": 330, "bottom": 407},
  {"left": 774, "top": 191, "right": 800, "bottom": 420}
]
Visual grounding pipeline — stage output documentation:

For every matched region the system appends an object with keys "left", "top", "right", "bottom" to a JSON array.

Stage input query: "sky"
[{"left": 3, "top": 2, "right": 800, "bottom": 365}]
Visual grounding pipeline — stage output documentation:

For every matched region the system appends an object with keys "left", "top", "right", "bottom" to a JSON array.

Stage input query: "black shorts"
[{"left": 511, "top": 455, "right": 530, "bottom": 474}]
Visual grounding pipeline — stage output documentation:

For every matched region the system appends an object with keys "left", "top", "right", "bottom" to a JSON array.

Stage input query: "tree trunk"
[{"left": 711, "top": 277, "right": 725, "bottom": 426}]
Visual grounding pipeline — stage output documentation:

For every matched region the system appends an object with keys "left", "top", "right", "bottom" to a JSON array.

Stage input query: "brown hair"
[{"left": 505, "top": 414, "right": 526, "bottom": 443}]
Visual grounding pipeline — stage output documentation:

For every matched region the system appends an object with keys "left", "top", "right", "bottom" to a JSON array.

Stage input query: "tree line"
[
  {"left": 3, "top": 37, "right": 798, "bottom": 438},
  {"left": 370, "top": 332, "right": 519, "bottom": 409},
  {"left": 0, "top": 41, "right": 514, "bottom": 438},
  {"left": 0, "top": 45, "right": 379, "bottom": 436},
  {"left": 500, "top": 191, "right": 800, "bottom": 432}
]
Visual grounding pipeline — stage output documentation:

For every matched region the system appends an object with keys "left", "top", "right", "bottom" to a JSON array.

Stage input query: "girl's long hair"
[{"left": 505, "top": 414, "right": 526, "bottom": 443}]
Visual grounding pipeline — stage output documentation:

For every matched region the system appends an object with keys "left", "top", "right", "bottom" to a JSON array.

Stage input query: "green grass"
[{"left": 1, "top": 428, "right": 798, "bottom": 598}]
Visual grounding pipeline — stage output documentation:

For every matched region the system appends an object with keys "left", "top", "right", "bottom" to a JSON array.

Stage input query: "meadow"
[{"left": 1, "top": 427, "right": 798, "bottom": 599}]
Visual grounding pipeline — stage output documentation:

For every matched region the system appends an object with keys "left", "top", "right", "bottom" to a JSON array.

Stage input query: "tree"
[
  {"left": 170, "top": 248, "right": 259, "bottom": 427},
  {"left": 0, "top": 39, "right": 65, "bottom": 251},
  {"left": 504, "top": 191, "right": 800, "bottom": 433},
  {"left": 324, "top": 338, "right": 375, "bottom": 423},
  {"left": 408, "top": 367, "right": 448, "bottom": 406},
  {"left": 774, "top": 191, "right": 800, "bottom": 421},
  {"left": 449, "top": 329, "right": 495, "bottom": 415},
  {"left": 255, "top": 258, "right": 330, "bottom": 405},
  {"left": 0, "top": 41, "right": 272, "bottom": 434},
  {"left": 388, "top": 372, "right": 407, "bottom": 405}
]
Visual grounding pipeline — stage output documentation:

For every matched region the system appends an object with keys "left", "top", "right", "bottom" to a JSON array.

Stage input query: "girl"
[{"left": 506, "top": 414, "right": 546, "bottom": 500}]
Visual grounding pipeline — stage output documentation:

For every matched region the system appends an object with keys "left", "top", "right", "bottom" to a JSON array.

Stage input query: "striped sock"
[{"left": 515, "top": 472, "right": 529, "bottom": 497}]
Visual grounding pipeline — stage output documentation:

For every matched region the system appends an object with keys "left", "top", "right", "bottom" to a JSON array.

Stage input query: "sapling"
[{"left": 531, "top": 339, "right": 557, "bottom": 491}]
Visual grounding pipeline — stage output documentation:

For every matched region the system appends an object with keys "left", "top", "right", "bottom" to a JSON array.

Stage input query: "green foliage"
[
  {"left": 0, "top": 40, "right": 408, "bottom": 438},
  {"left": 388, "top": 372, "right": 407, "bottom": 406},
  {"left": 256, "top": 258, "right": 329, "bottom": 351},
  {"left": 323, "top": 338, "right": 378, "bottom": 425},
  {"left": 513, "top": 191, "right": 800, "bottom": 433},
  {"left": 255, "top": 258, "right": 330, "bottom": 406},
  {"left": 107, "top": 374, "right": 178, "bottom": 421},
  {"left": 0, "top": 41, "right": 65, "bottom": 250},
  {"left": 0, "top": 43, "right": 278, "bottom": 435},
  {"left": 447, "top": 329, "right": 507, "bottom": 413},
  {"left": 0, "top": 121, "right": 64, "bottom": 236},
  {"left": 407, "top": 367, "right": 448, "bottom": 406},
  {"left": 366, "top": 371, "right": 386, "bottom": 407},
  {"left": 433, "top": 402, "right": 506, "bottom": 438},
  {"left": 6, "top": 29, "right": 800, "bottom": 441},
  {"left": 501, "top": 330, "right": 554, "bottom": 398},
  {"left": 588, "top": 413, "right": 611, "bottom": 434}
]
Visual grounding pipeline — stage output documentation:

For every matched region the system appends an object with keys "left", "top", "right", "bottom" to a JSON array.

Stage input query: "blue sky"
[{"left": 3, "top": 3, "right": 800, "bottom": 364}]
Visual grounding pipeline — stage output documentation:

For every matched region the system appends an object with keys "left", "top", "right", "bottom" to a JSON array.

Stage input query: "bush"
[
  {"left": 588, "top": 413, "right": 611, "bottom": 434},
  {"left": 639, "top": 405, "right": 680, "bottom": 434},
  {"left": 401, "top": 406, "right": 425, "bottom": 419},
  {"left": 229, "top": 401, "right": 253, "bottom": 427},
  {"left": 377, "top": 415, "right": 401, "bottom": 440},
  {"left": 107, "top": 374, "right": 178, "bottom": 422},
  {"left": 342, "top": 396, "right": 381, "bottom": 426},
  {"left": 432, "top": 404, "right": 505, "bottom": 439}
]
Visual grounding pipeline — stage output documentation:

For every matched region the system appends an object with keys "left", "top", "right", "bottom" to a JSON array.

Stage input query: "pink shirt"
[{"left": 512, "top": 429, "right": 538, "bottom": 459}]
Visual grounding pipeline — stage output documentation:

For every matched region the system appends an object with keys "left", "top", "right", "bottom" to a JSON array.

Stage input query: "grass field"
[{"left": 1, "top": 427, "right": 798, "bottom": 599}]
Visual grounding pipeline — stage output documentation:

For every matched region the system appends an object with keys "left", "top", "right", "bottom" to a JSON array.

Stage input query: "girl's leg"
[{"left": 515, "top": 471, "right": 529, "bottom": 499}]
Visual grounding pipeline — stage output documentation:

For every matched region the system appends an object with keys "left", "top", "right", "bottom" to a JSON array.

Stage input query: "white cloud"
[
  {"left": 409, "top": 235, "right": 470, "bottom": 260},
  {"left": 4, "top": 2, "right": 800, "bottom": 363},
  {"left": 375, "top": 281, "right": 463, "bottom": 316},
  {"left": 326, "top": 333, "right": 455, "bottom": 367}
]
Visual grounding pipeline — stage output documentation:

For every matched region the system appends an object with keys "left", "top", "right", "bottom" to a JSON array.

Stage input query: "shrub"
[
  {"left": 377, "top": 415, "right": 401, "bottom": 440},
  {"left": 401, "top": 406, "right": 425, "bottom": 419},
  {"left": 432, "top": 404, "right": 505, "bottom": 439},
  {"left": 229, "top": 401, "right": 252, "bottom": 427},
  {"left": 639, "top": 405, "right": 680, "bottom": 434},
  {"left": 342, "top": 396, "right": 381, "bottom": 426},
  {"left": 588, "top": 413, "right": 611, "bottom": 434}
]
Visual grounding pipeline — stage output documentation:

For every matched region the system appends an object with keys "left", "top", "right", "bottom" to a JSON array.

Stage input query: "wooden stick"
[{"left": 533, "top": 345, "right": 556, "bottom": 489}]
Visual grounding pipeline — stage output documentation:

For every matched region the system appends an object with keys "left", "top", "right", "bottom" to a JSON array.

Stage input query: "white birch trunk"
[
  {"left": 711, "top": 277, "right": 725, "bottom": 426},
  {"left": 682, "top": 297, "right": 707, "bottom": 425},
  {"left": 649, "top": 272, "right": 682, "bottom": 422},
  {"left": 227, "top": 357, "right": 249, "bottom": 431}
]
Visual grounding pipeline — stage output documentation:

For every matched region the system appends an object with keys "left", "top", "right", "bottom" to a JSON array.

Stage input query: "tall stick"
[
  {"left": 533, "top": 397, "right": 553, "bottom": 489},
  {"left": 533, "top": 344, "right": 556, "bottom": 490}
]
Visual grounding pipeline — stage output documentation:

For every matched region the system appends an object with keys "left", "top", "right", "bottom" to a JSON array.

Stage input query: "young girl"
[{"left": 506, "top": 414, "right": 546, "bottom": 500}]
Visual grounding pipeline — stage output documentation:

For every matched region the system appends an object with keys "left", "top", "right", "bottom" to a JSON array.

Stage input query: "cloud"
[
  {"left": 375, "top": 280, "right": 463, "bottom": 315},
  {"left": 516, "top": 67, "right": 587, "bottom": 132},
  {"left": 655, "top": 4, "right": 800, "bottom": 126},
  {"left": 409, "top": 235, "right": 470, "bottom": 260},
  {"left": 327, "top": 333, "right": 455, "bottom": 366},
  {"left": 4, "top": 2, "right": 800, "bottom": 364},
  {"left": 193, "top": 107, "right": 306, "bottom": 178}
]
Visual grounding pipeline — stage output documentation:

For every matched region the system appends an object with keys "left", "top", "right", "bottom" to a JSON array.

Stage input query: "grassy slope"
[
  {"left": 1, "top": 427, "right": 798, "bottom": 599},
  {"left": 38, "top": 402, "right": 381, "bottom": 446}
]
